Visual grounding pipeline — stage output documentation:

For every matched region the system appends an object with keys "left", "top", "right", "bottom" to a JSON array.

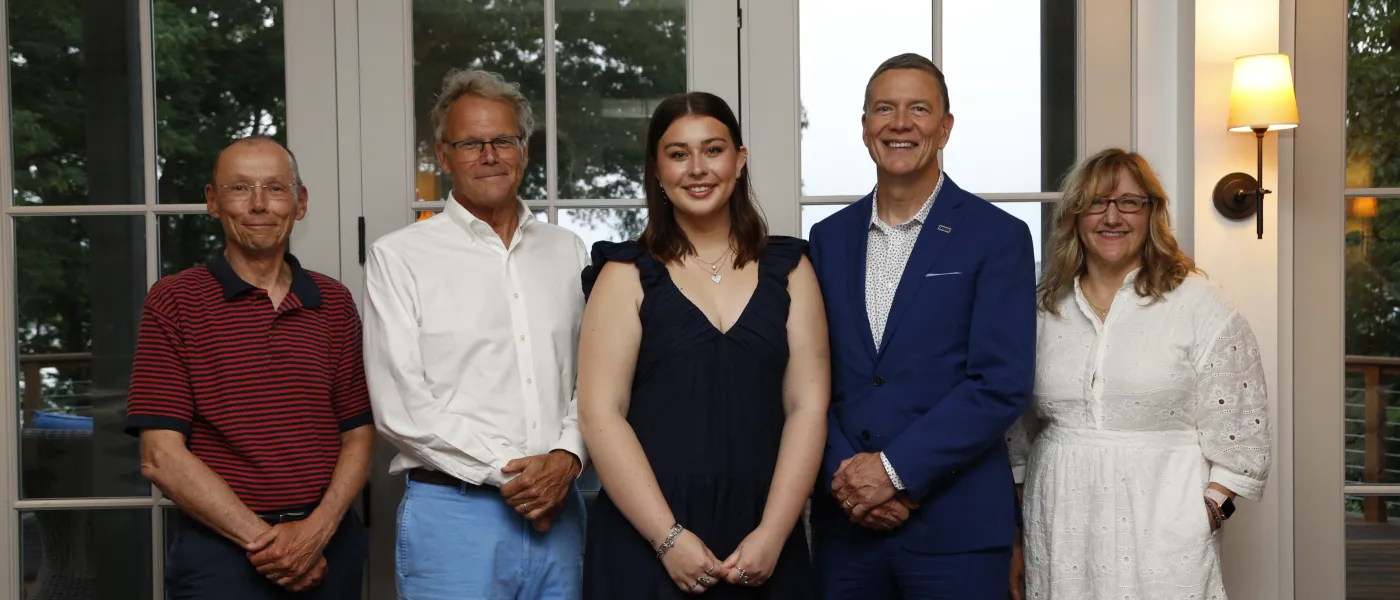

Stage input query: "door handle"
[{"left": 362, "top": 482, "right": 372, "bottom": 527}]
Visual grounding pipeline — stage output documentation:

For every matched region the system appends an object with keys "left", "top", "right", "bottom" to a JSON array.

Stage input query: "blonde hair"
[
  {"left": 429, "top": 69, "right": 535, "bottom": 143},
  {"left": 1038, "top": 148, "right": 1198, "bottom": 314}
]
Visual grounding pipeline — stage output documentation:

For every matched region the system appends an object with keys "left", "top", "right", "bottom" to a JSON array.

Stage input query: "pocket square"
[{"left": 925, "top": 271, "right": 962, "bottom": 277}]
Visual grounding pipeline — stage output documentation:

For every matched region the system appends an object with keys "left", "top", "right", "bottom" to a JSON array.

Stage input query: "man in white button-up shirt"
[{"left": 364, "top": 69, "right": 590, "bottom": 599}]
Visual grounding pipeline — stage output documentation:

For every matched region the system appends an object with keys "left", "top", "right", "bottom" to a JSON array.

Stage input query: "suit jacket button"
[
  {"left": 861, "top": 430, "right": 871, "bottom": 441},
  {"left": 873, "top": 376, "right": 885, "bottom": 387}
]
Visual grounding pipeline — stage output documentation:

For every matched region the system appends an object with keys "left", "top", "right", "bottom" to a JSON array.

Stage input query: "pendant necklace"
[
  {"left": 694, "top": 247, "right": 732, "bottom": 284},
  {"left": 1085, "top": 295, "right": 1111, "bottom": 320}
]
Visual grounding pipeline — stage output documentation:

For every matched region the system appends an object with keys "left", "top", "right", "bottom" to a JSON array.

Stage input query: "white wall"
[
  {"left": 1190, "top": 0, "right": 1289, "bottom": 598},
  {"left": 1140, "top": 0, "right": 1294, "bottom": 597}
]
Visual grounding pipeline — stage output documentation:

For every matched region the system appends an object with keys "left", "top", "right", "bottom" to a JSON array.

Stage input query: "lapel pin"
[{"left": 937, "top": 224, "right": 952, "bottom": 233}]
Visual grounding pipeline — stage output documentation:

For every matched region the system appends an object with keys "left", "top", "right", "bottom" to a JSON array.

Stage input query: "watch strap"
[{"left": 1204, "top": 489, "right": 1231, "bottom": 518}]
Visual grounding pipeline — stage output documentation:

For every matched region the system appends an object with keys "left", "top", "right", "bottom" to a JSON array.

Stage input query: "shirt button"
[
  {"left": 861, "top": 430, "right": 872, "bottom": 441},
  {"left": 874, "top": 376, "right": 885, "bottom": 387},
  {"left": 520, "top": 335, "right": 525, "bottom": 341},
  {"left": 526, "top": 378, "right": 533, "bottom": 385},
  {"left": 514, "top": 293, "right": 519, "bottom": 299}
]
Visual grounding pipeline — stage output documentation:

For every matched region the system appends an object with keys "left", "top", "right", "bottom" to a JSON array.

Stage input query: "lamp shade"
[{"left": 1227, "top": 53, "right": 1299, "bottom": 132}]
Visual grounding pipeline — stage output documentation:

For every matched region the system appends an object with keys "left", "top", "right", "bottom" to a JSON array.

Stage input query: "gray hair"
[
  {"left": 430, "top": 69, "right": 535, "bottom": 144},
  {"left": 863, "top": 53, "right": 951, "bottom": 115}
]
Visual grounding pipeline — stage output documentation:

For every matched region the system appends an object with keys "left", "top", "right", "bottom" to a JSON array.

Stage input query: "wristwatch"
[{"left": 1205, "top": 488, "right": 1235, "bottom": 519}]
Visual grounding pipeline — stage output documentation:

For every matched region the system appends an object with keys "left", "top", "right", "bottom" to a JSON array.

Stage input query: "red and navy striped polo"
[{"left": 125, "top": 252, "right": 373, "bottom": 512}]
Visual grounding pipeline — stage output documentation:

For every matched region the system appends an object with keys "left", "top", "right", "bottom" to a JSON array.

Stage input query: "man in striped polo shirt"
[{"left": 126, "top": 136, "right": 375, "bottom": 598}]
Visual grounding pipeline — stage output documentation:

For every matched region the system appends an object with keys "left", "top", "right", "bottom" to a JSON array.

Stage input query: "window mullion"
[{"left": 544, "top": 0, "right": 559, "bottom": 225}]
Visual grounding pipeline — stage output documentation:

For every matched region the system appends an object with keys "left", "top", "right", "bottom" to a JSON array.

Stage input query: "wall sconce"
[{"left": 1212, "top": 53, "right": 1299, "bottom": 239}]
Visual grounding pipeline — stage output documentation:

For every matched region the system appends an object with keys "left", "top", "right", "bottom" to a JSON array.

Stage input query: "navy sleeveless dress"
[{"left": 580, "top": 236, "right": 815, "bottom": 599}]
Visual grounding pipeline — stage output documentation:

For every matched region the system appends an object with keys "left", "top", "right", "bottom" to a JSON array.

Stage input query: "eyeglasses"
[
  {"left": 1085, "top": 194, "right": 1152, "bottom": 214},
  {"left": 444, "top": 135, "right": 526, "bottom": 157},
  {"left": 215, "top": 181, "right": 298, "bottom": 202}
]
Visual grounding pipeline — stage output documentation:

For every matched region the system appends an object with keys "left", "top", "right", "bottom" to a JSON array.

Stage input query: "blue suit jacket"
[{"left": 808, "top": 175, "right": 1036, "bottom": 554}]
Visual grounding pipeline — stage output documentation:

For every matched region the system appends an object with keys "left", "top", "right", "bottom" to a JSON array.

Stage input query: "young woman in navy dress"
[{"left": 577, "top": 91, "right": 829, "bottom": 598}]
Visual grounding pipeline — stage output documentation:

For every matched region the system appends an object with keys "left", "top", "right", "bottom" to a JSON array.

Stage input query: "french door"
[{"left": 346, "top": 1, "right": 742, "bottom": 596}]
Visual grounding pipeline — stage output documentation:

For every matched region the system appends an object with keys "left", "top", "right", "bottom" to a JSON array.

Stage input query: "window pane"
[
  {"left": 558, "top": 208, "right": 647, "bottom": 248},
  {"left": 159, "top": 214, "right": 226, "bottom": 277},
  {"left": 413, "top": 0, "right": 546, "bottom": 202},
  {"left": 154, "top": 0, "right": 288, "bottom": 203},
  {"left": 20, "top": 509, "right": 151, "bottom": 600},
  {"left": 991, "top": 201, "right": 1048, "bottom": 277},
  {"left": 555, "top": 0, "right": 686, "bottom": 200},
  {"left": 943, "top": 0, "right": 1075, "bottom": 193},
  {"left": 1346, "top": 1, "right": 1400, "bottom": 189},
  {"left": 8, "top": 0, "right": 144, "bottom": 206},
  {"left": 799, "top": 0, "right": 931, "bottom": 197},
  {"left": 1346, "top": 495, "right": 1400, "bottom": 599},
  {"left": 800, "top": 204, "right": 849, "bottom": 240},
  {"left": 15, "top": 216, "right": 148, "bottom": 499},
  {"left": 1345, "top": 196, "right": 1400, "bottom": 485}
]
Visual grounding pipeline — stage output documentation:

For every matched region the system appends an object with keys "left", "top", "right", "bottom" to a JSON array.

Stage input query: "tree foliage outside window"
[{"left": 1343, "top": 0, "right": 1400, "bottom": 492}]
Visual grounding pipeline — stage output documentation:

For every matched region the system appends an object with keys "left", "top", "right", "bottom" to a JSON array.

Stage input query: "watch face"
[{"left": 1221, "top": 498, "right": 1236, "bottom": 518}]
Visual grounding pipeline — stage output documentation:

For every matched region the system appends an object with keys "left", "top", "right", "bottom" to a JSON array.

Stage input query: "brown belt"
[{"left": 408, "top": 468, "right": 496, "bottom": 491}]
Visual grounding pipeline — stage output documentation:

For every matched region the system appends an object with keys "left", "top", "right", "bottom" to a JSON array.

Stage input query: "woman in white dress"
[{"left": 1007, "top": 148, "right": 1271, "bottom": 600}]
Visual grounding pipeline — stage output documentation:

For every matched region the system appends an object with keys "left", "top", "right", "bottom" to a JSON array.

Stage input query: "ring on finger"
[{"left": 697, "top": 575, "right": 714, "bottom": 586}]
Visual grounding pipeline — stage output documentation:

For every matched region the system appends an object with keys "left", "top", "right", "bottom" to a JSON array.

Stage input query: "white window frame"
[
  {"left": 0, "top": 0, "right": 339, "bottom": 597},
  {"left": 742, "top": 0, "right": 1142, "bottom": 244},
  {"left": 1293, "top": 0, "right": 1394, "bottom": 596},
  {"left": 353, "top": 0, "right": 741, "bottom": 300},
  {"left": 349, "top": 2, "right": 741, "bottom": 596}
]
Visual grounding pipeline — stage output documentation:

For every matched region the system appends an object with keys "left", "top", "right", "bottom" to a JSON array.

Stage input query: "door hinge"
[
  {"left": 737, "top": 5, "right": 743, "bottom": 29},
  {"left": 357, "top": 216, "right": 366, "bottom": 266}
]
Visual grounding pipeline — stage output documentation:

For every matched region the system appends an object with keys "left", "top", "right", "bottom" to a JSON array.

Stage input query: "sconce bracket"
[{"left": 1212, "top": 172, "right": 1259, "bottom": 220}]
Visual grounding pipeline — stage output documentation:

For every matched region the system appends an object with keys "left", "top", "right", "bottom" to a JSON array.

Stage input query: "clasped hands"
[
  {"left": 660, "top": 525, "right": 783, "bottom": 594},
  {"left": 501, "top": 450, "right": 581, "bottom": 532},
  {"left": 245, "top": 513, "right": 336, "bottom": 592},
  {"left": 832, "top": 452, "right": 919, "bottom": 531}
]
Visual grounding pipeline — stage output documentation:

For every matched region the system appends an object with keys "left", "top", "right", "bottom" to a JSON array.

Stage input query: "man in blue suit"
[{"left": 808, "top": 53, "right": 1036, "bottom": 599}]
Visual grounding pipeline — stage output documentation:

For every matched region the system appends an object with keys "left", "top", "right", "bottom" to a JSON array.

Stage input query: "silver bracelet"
[{"left": 653, "top": 523, "right": 684, "bottom": 559}]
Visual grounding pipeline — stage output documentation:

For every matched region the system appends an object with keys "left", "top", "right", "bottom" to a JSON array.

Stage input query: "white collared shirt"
[
  {"left": 866, "top": 171, "right": 945, "bottom": 347},
  {"left": 363, "top": 198, "right": 589, "bottom": 487}
]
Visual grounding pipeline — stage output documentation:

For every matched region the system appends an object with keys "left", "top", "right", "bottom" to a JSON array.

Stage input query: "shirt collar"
[
  {"left": 207, "top": 250, "right": 322, "bottom": 308},
  {"left": 1072, "top": 266, "right": 1144, "bottom": 296},
  {"left": 445, "top": 193, "right": 534, "bottom": 243},
  {"left": 871, "top": 170, "right": 945, "bottom": 230}
]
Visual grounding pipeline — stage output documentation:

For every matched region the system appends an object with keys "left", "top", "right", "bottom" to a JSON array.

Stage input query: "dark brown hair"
[
  {"left": 639, "top": 91, "right": 767, "bottom": 267},
  {"left": 864, "top": 53, "right": 951, "bottom": 115}
]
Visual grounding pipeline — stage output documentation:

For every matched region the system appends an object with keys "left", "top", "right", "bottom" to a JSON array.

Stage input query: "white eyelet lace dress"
[{"left": 1007, "top": 272, "right": 1271, "bottom": 600}]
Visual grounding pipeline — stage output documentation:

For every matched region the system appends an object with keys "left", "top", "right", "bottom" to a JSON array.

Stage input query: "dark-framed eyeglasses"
[
  {"left": 444, "top": 135, "right": 526, "bottom": 157},
  {"left": 1085, "top": 194, "right": 1152, "bottom": 214},
  {"left": 215, "top": 181, "right": 298, "bottom": 201}
]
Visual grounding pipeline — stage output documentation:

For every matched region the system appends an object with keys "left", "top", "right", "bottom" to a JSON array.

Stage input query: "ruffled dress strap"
[
  {"left": 580, "top": 240, "right": 665, "bottom": 299},
  {"left": 758, "top": 235, "right": 810, "bottom": 287}
]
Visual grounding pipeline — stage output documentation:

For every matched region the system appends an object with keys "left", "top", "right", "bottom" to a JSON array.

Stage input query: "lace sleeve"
[
  {"left": 1193, "top": 307, "right": 1272, "bottom": 501},
  {"left": 1006, "top": 407, "right": 1042, "bottom": 485}
]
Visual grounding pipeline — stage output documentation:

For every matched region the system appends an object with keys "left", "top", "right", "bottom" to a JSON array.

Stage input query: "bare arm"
[
  {"left": 140, "top": 429, "right": 269, "bottom": 546},
  {"left": 308, "top": 425, "right": 375, "bottom": 528},
  {"left": 758, "top": 256, "right": 829, "bottom": 537},
  {"left": 576, "top": 261, "right": 677, "bottom": 545}
]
